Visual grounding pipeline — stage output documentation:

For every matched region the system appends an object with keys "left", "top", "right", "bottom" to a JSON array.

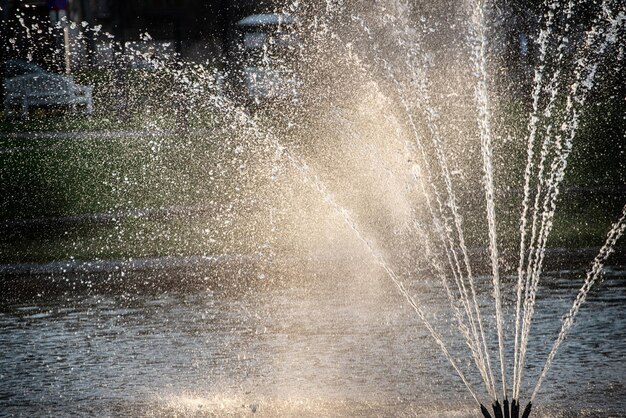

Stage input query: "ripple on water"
[{"left": 0, "top": 272, "right": 624, "bottom": 416}]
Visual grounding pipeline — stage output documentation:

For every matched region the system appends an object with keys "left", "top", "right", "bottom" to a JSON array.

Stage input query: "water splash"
[
  {"left": 1, "top": 0, "right": 624, "bottom": 413},
  {"left": 531, "top": 203, "right": 626, "bottom": 401},
  {"left": 468, "top": 0, "right": 507, "bottom": 401},
  {"left": 514, "top": 2, "right": 625, "bottom": 399},
  {"left": 345, "top": 13, "right": 496, "bottom": 399}
]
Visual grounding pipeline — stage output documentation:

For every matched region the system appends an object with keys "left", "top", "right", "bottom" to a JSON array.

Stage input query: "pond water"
[{"left": 1, "top": 268, "right": 624, "bottom": 417}]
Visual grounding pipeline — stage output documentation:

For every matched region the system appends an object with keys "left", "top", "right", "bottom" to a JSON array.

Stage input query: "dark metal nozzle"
[
  {"left": 521, "top": 401, "right": 532, "bottom": 418},
  {"left": 480, "top": 403, "right": 494, "bottom": 418},
  {"left": 503, "top": 398, "right": 510, "bottom": 418},
  {"left": 483, "top": 399, "right": 531, "bottom": 418},
  {"left": 511, "top": 399, "right": 520, "bottom": 418},
  {"left": 492, "top": 400, "right": 504, "bottom": 418}
]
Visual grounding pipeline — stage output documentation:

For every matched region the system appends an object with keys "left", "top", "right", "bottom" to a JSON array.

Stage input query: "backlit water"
[{"left": 1, "top": 268, "right": 624, "bottom": 417}]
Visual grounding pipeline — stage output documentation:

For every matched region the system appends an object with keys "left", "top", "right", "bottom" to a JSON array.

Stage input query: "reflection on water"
[{"left": 0, "top": 268, "right": 624, "bottom": 417}]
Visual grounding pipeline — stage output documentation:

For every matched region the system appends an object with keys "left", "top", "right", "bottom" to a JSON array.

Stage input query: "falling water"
[
  {"left": 531, "top": 204, "right": 626, "bottom": 401},
  {"left": 468, "top": 0, "right": 507, "bottom": 401},
  {"left": 513, "top": 0, "right": 576, "bottom": 399},
  {"left": 345, "top": 15, "right": 497, "bottom": 398},
  {"left": 213, "top": 93, "right": 485, "bottom": 404},
  {"left": 513, "top": 0, "right": 565, "bottom": 399},
  {"left": 1, "top": 0, "right": 625, "bottom": 415},
  {"left": 514, "top": 2, "right": 625, "bottom": 400}
]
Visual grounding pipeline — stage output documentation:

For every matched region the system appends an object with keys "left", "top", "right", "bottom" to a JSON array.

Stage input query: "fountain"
[{"left": 1, "top": 0, "right": 625, "bottom": 416}]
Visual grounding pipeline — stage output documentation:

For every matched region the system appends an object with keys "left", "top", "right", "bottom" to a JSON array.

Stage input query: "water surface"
[{"left": 1, "top": 267, "right": 624, "bottom": 417}]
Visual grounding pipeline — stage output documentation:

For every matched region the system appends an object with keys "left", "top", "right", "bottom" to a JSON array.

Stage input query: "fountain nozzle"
[
  {"left": 511, "top": 399, "right": 519, "bottom": 417},
  {"left": 482, "top": 399, "right": 532, "bottom": 418},
  {"left": 511, "top": 399, "right": 532, "bottom": 418},
  {"left": 492, "top": 400, "right": 504, "bottom": 418},
  {"left": 480, "top": 403, "right": 493, "bottom": 418}
]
